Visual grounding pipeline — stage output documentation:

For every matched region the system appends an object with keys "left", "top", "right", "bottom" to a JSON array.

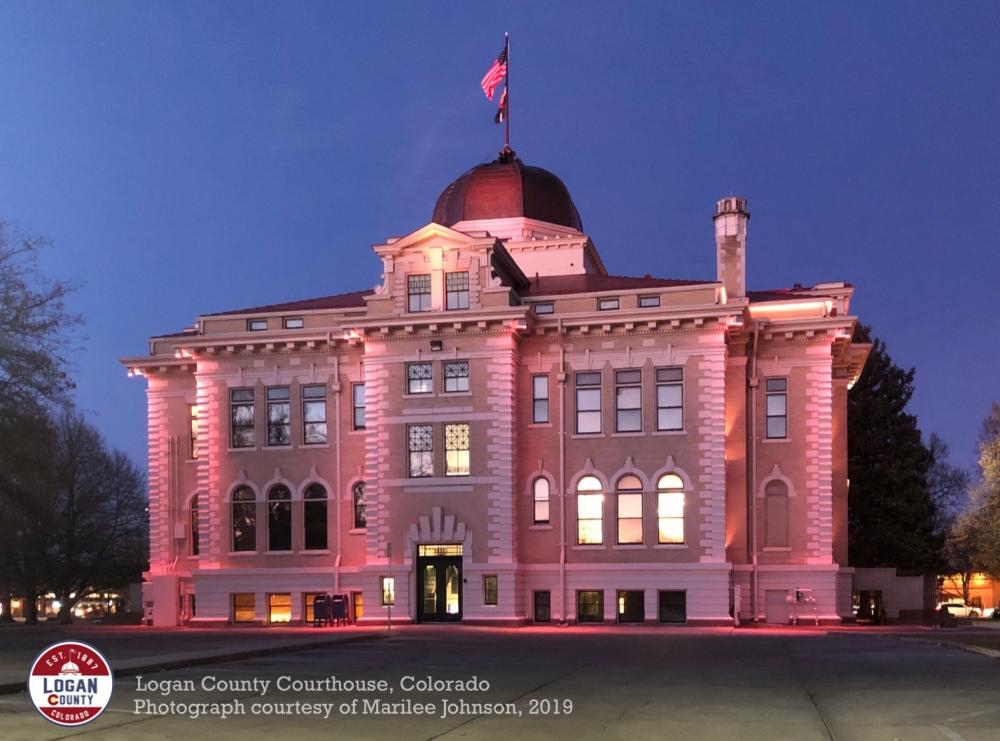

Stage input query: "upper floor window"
[
  {"left": 576, "top": 475, "right": 603, "bottom": 545},
  {"left": 407, "top": 362, "right": 433, "bottom": 394},
  {"left": 446, "top": 271, "right": 470, "bottom": 310},
  {"left": 532, "top": 375, "right": 549, "bottom": 423},
  {"left": 352, "top": 383, "right": 366, "bottom": 430},
  {"left": 302, "top": 385, "right": 327, "bottom": 444},
  {"left": 616, "top": 474, "right": 643, "bottom": 544},
  {"left": 639, "top": 295, "right": 661, "bottom": 308},
  {"left": 598, "top": 297, "right": 620, "bottom": 311},
  {"left": 657, "top": 473, "right": 685, "bottom": 544},
  {"left": 615, "top": 370, "right": 642, "bottom": 433},
  {"left": 230, "top": 388, "right": 255, "bottom": 448},
  {"left": 304, "top": 483, "right": 328, "bottom": 550},
  {"left": 766, "top": 378, "right": 788, "bottom": 439},
  {"left": 444, "top": 361, "right": 470, "bottom": 392},
  {"left": 267, "top": 484, "right": 292, "bottom": 551},
  {"left": 533, "top": 477, "right": 550, "bottom": 524},
  {"left": 445, "top": 423, "right": 470, "bottom": 476},
  {"left": 189, "top": 403, "right": 199, "bottom": 459},
  {"left": 764, "top": 480, "right": 789, "bottom": 548},
  {"left": 231, "top": 486, "right": 256, "bottom": 552},
  {"left": 190, "top": 495, "right": 200, "bottom": 556},
  {"left": 534, "top": 302, "right": 555, "bottom": 315},
  {"left": 408, "top": 424, "right": 434, "bottom": 478},
  {"left": 408, "top": 274, "right": 432, "bottom": 312},
  {"left": 656, "top": 367, "right": 683, "bottom": 431},
  {"left": 247, "top": 318, "right": 268, "bottom": 331},
  {"left": 352, "top": 481, "right": 367, "bottom": 529},
  {"left": 575, "top": 371, "right": 602, "bottom": 434},
  {"left": 283, "top": 317, "right": 304, "bottom": 329},
  {"left": 266, "top": 387, "right": 291, "bottom": 446}
]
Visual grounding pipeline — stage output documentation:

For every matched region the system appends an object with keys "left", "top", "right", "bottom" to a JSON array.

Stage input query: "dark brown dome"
[{"left": 432, "top": 149, "right": 583, "bottom": 231}]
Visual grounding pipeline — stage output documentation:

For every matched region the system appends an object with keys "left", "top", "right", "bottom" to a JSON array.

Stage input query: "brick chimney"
[{"left": 713, "top": 196, "right": 749, "bottom": 300}]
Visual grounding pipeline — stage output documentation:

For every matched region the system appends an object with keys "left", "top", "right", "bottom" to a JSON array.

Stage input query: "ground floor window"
[
  {"left": 658, "top": 590, "right": 686, "bottom": 623},
  {"left": 233, "top": 593, "right": 255, "bottom": 623},
  {"left": 268, "top": 593, "right": 291, "bottom": 623},
  {"left": 577, "top": 590, "right": 604, "bottom": 623},
  {"left": 617, "top": 590, "right": 645, "bottom": 623},
  {"left": 304, "top": 592, "right": 325, "bottom": 623},
  {"left": 381, "top": 577, "right": 395, "bottom": 606},
  {"left": 534, "top": 591, "right": 551, "bottom": 623},
  {"left": 353, "top": 592, "right": 364, "bottom": 621},
  {"left": 483, "top": 575, "right": 498, "bottom": 605}
]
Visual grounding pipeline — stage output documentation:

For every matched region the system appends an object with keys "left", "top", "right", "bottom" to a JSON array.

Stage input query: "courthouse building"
[{"left": 123, "top": 148, "right": 869, "bottom": 627}]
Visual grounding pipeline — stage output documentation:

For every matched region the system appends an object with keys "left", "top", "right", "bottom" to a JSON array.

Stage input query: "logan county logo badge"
[{"left": 28, "top": 641, "right": 113, "bottom": 726}]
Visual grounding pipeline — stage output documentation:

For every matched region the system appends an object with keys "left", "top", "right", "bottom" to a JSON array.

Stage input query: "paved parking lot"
[{"left": 1, "top": 626, "right": 998, "bottom": 740}]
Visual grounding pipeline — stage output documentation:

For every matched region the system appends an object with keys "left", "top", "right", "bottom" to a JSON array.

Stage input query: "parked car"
[{"left": 937, "top": 602, "right": 981, "bottom": 618}]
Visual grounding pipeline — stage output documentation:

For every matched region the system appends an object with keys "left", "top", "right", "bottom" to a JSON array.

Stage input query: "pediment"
[{"left": 375, "top": 222, "right": 494, "bottom": 256}]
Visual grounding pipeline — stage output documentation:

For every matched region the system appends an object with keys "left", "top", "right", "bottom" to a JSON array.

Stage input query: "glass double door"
[{"left": 417, "top": 545, "right": 462, "bottom": 622}]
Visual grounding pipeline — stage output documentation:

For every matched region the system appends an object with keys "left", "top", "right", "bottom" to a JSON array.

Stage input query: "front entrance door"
[{"left": 416, "top": 544, "right": 463, "bottom": 622}]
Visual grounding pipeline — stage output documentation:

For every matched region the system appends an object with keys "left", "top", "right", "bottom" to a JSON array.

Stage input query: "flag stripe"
[{"left": 480, "top": 46, "right": 508, "bottom": 100}]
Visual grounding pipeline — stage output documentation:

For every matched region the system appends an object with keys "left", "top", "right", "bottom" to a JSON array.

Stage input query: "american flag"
[
  {"left": 480, "top": 45, "right": 508, "bottom": 101},
  {"left": 494, "top": 86, "right": 508, "bottom": 124}
]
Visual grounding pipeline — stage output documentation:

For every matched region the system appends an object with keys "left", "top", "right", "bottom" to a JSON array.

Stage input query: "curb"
[
  {"left": 0, "top": 631, "right": 384, "bottom": 696},
  {"left": 887, "top": 633, "right": 1000, "bottom": 660}
]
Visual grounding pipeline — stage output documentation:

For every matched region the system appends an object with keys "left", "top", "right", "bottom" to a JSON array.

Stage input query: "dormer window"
[
  {"left": 446, "top": 271, "right": 470, "bottom": 310},
  {"left": 247, "top": 319, "right": 268, "bottom": 331},
  {"left": 408, "top": 274, "right": 432, "bottom": 312},
  {"left": 283, "top": 317, "right": 304, "bottom": 329},
  {"left": 598, "top": 297, "right": 620, "bottom": 311}
]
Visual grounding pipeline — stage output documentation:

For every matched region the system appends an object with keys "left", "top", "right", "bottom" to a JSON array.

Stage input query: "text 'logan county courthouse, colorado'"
[{"left": 123, "top": 147, "right": 870, "bottom": 627}]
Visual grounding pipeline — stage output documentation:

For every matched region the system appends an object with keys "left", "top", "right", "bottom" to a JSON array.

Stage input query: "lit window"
[
  {"left": 445, "top": 423, "right": 470, "bottom": 476},
  {"left": 353, "top": 481, "right": 367, "bottom": 529},
  {"left": 618, "top": 590, "right": 645, "bottom": 623},
  {"left": 231, "top": 486, "right": 256, "bottom": 552},
  {"left": 616, "top": 474, "right": 643, "bottom": 544},
  {"left": 577, "top": 475, "right": 603, "bottom": 545},
  {"left": 230, "top": 388, "right": 255, "bottom": 448},
  {"left": 639, "top": 295, "right": 660, "bottom": 308},
  {"left": 352, "top": 383, "right": 366, "bottom": 430},
  {"left": 533, "top": 477, "right": 550, "bottom": 524},
  {"left": 407, "top": 362, "right": 433, "bottom": 394},
  {"left": 189, "top": 403, "right": 199, "bottom": 459},
  {"left": 302, "top": 385, "right": 327, "bottom": 444},
  {"left": 575, "top": 372, "right": 602, "bottom": 434},
  {"left": 483, "top": 575, "right": 498, "bottom": 606},
  {"left": 577, "top": 590, "right": 603, "bottom": 622},
  {"left": 446, "top": 271, "right": 470, "bottom": 310},
  {"left": 304, "top": 483, "right": 328, "bottom": 550},
  {"left": 247, "top": 319, "right": 267, "bottom": 331},
  {"left": 283, "top": 317, "right": 304, "bottom": 329},
  {"left": 268, "top": 593, "right": 291, "bottom": 624},
  {"left": 657, "top": 473, "right": 685, "bottom": 544},
  {"left": 267, "top": 485, "right": 292, "bottom": 551},
  {"left": 598, "top": 297, "right": 620, "bottom": 311},
  {"left": 266, "top": 387, "right": 291, "bottom": 446},
  {"left": 766, "top": 378, "right": 788, "bottom": 439},
  {"left": 408, "top": 274, "right": 432, "bottom": 312},
  {"left": 656, "top": 367, "right": 683, "bottom": 431},
  {"left": 764, "top": 480, "right": 789, "bottom": 547},
  {"left": 381, "top": 577, "right": 395, "bottom": 606},
  {"left": 190, "top": 495, "right": 200, "bottom": 557},
  {"left": 233, "top": 593, "right": 255, "bottom": 623},
  {"left": 407, "top": 424, "right": 433, "bottom": 478},
  {"left": 534, "top": 302, "right": 555, "bottom": 315},
  {"left": 615, "top": 369, "right": 642, "bottom": 432},
  {"left": 444, "top": 361, "right": 470, "bottom": 392},
  {"left": 532, "top": 375, "right": 549, "bottom": 423}
]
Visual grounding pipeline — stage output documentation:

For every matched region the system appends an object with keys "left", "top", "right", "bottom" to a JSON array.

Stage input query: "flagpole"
[{"left": 504, "top": 32, "right": 510, "bottom": 150}]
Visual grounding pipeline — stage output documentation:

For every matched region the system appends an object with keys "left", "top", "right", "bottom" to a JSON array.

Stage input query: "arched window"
[
  {"left": 764, "top": 480, "right": 789, "bottom": 548},
  {"left": 533, "top": 478, "right": 550, "bottom": 524},
  {"left": 576, "top": 475, "right": 603, "bottom": 545},
  {"left": 267, "top": 484, "right": 292, "bottom": 551},
  {"left": 190, "top": 495, "right": 200, "bottom": 557},
  {"left": 303, "top": 483, "right": 328, "bottom": 551},
  {"left": 231, "top": 486, "right": 256, "bottom": 552},
  {"left": 656, "top": 473, "right": 685, "bottom": 544},
  {"left": 353, "top": 482, "right": 367, "bottom": 529},
  {"left": 616, "top": 475, "right": 643, "bottom": 544}
]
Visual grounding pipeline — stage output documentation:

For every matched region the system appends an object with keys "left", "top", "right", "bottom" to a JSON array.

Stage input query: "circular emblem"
[{"left": 27, "top": 641, "right": 113, "bottom": 726}]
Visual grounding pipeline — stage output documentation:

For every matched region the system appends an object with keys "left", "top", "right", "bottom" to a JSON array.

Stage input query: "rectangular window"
[
  {"left": 283, "top": 317, "right": 304, "bottom": 329},
  {"left": 233, "top": 593, "right": 255, "bottom": 623},
  {"left": 302, "top": 385, "right": 327, "bottom": 444},
  {"left": 230, "top": 388, "right": 255, "bottom": 448},
  {"left": 617, "top": 590, "right": 645, "bottom": 623},
  {"left": 575, "top": 371, "right": 602, "bottom": 434},
  {"left": 268, "top": 593, "right": 291, "bottom": 624},
  {"left": 443, "top": 361, "right": 470, "bottom": 392},
  {"left": 381, "top": 577, "right": 395, "bottom": 606},
  {"left": 444, "top": 423, "right": 470, "bottom": 476},
  {"left": 407, "top": 424, "right": 434, "bottom": 478},
  {"left": 534, "top": 302, "right": 554, "bottom": 315},
  {"left": 656, "top": 367, "right": 684, "bottom": 431},
  {"left": 446, "top": 271, "right": 470, "bottom": 310},
  {"left": 638, "top": 295, "right": 661, "bottom": 308},
  {"left": 352, "top": 383, "right": 366, "bottom": 430},
  {"left": 532, "top": 375, "right": 549, "bottom": 423},
  {"left": 617, "top": 491, "right": 643, "bottom": 544},
  {"left": 658, "top": 491, "right": 685, "bottom": 544},
  {"left": 407, "top": 274, "right": 432, "bottom": 312},
  {"left": 658, "top": 590, "right": 687, "bottom": 623},
  {"left": 533, "top": 591, "right": 551, "bottom": 623},
  {"left": 247, "top": 319, "right": 268, "bottom": 332},
  {"left": 189, "top": 403, "right": 199, "bottom": 459},
  {"left": 266, "top": 386, "right": 291, "bottom": 446},
  {"left": 483, "top": 575, "right": 498, "bottom": 606},
  {"left": 577, "top": 590, "right": 604, "bottom": 623},
  {"left": 615, "top": 369, "right": 642, "bottom": 432},
  {"left": 577, "top": 493, "right": 603, "bottom": 544},
  {"left": 406, "top": 362, "right": 433, "bottom": 394},
  {"left": 598, "top": 297, "right": 620, "bottom": 311},
  {"left": 766, "top": 378, "right": 788, "bottom": 439}
]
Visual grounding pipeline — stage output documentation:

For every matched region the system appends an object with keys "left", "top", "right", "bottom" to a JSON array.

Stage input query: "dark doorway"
[
  {"left": 617, "top": 590, "right": 645, "bottom": 623},
  {"left": 416, "top": 544, "right": 462, "bottom": 622}
]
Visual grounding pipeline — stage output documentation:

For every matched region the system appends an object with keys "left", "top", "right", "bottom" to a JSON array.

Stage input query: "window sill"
[
  {"left": 613, "top": 544, "right": 646, "bottom": 550},
  {"left": 761, "top": 438, "right": 790, "bottom": 444},
  {"left": 651, "top": 429, "right": 686, "bottom": 436},
  {"left": 442, "top": 390, "right": 472, "bottom": 397},
  {"left": 403, "top": 393, "right": 436, "bottom": 400},
  {"left": 298, "top": 549, "right": 331, "bottom": 555},
  {"left": 528, "top": 422, "right": 552, "bottom": 428},
  {"left": 264, "top": 550, "right": 296, "bottom": 556},
  {"left": 762, "top": 546, "right": 791, "bottom": 552},
  {"left": 611, "top": 431, "right": 644, "bottom": 437},
  {"left": 301, "top": 443, "right": 330, "bottom": 449},
  {"left": 529, "top": 524, "right": 553, "bottom": 530},
  {"left": 653, "top": 543, "right": 687, "bottom": 549},
  {"left": 264, "top": 445, "right": 293, "bottom": 450},
  {"left": 571, "top": 433, "right": 605, "bottom": 439},
  {"left": 348, "top": 430, "right": 366, "bottom": 436},
  {"left": 572, "top": 545, "right": 607, "bottom": 550},
  {"left": 227, "top": 447, "right": 258, "bottom": 453},
  {"left": 228, "top": 551, "right": 258, "bottom": 557},
  {"left": 348, "top": 528, "right": 366, "bottom": 535}
]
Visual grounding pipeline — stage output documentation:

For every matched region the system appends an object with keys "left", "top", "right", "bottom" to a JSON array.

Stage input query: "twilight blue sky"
[{"left": 1, "top": 1, "right": 998, "bottom": 473}]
